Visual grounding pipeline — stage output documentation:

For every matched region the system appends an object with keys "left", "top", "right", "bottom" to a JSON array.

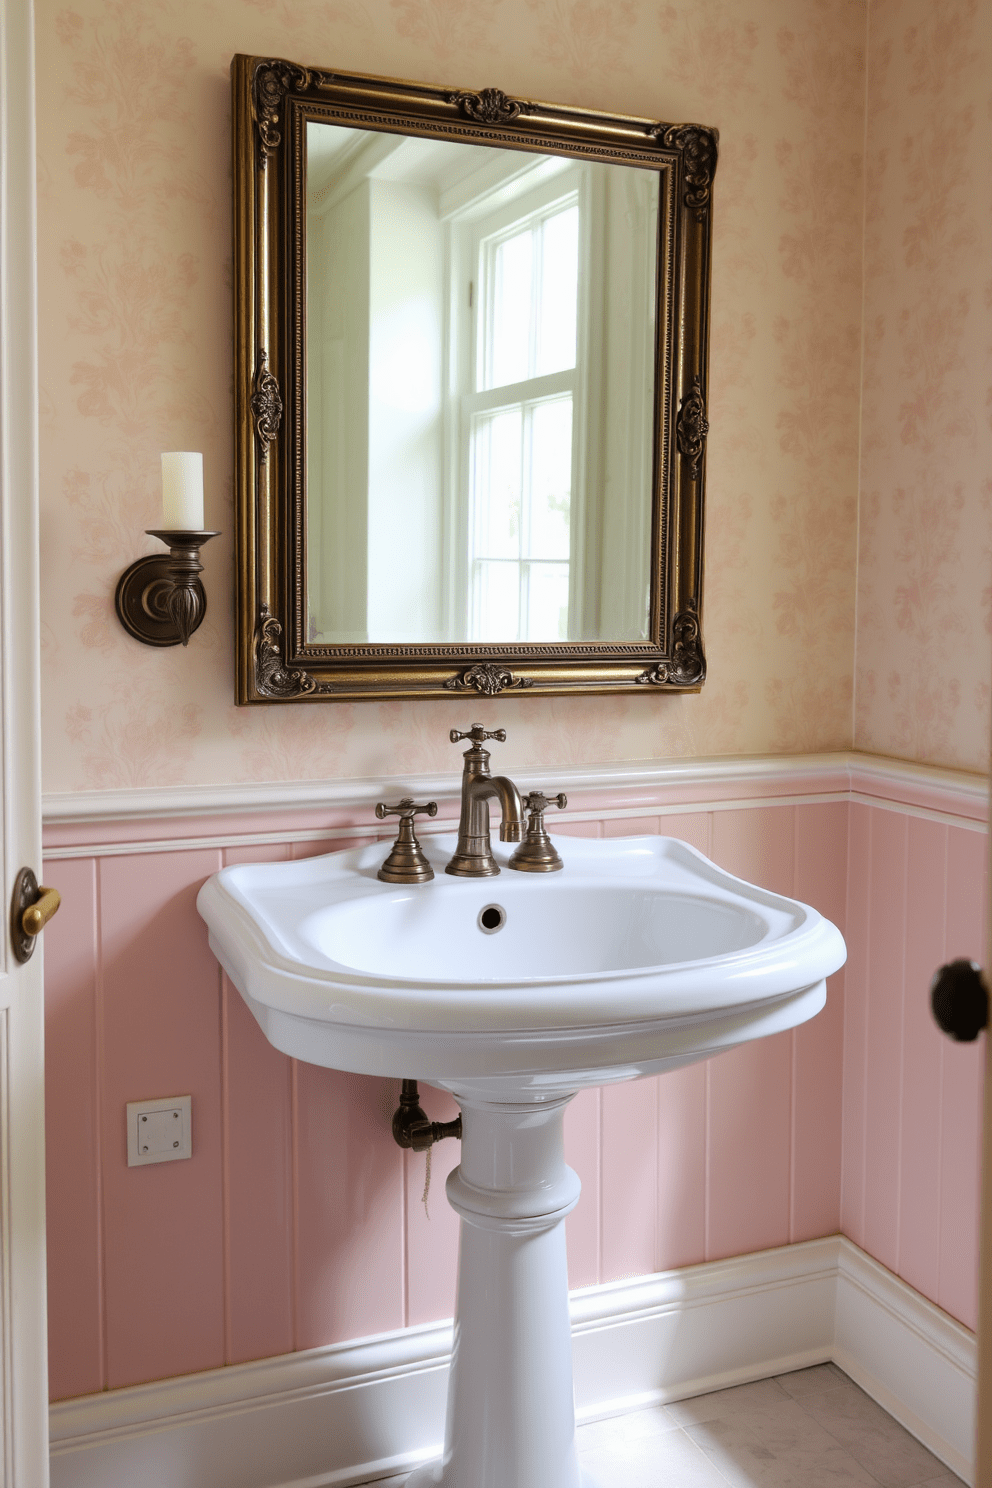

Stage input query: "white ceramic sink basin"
[
  {"left": 198, "top": 827, "right": 846, "bottom": 1488},
  {"left": 197, "top": 832, "right": 845, "bottom": 1093}
]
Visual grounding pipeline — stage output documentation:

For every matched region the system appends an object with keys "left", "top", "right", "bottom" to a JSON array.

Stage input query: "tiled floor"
[
  {"left": 383, "top": 1365, "right": 965, "bottom": 1487},
  {"left": 576, "top": 1366, "right": 963, "bottom": 1487}
]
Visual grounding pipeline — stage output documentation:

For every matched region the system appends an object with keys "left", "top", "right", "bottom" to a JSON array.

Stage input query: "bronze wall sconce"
[
  {"left": 115, "top": 529, "right": 220, "bottom": 647},
  {"left": 114, "top": 453, "right": 219, "bottom": 647}
]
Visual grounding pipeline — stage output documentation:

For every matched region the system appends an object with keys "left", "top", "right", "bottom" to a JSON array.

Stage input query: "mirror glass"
[{"left": 305, "top": 123, "right": 659, "bottom": 648}]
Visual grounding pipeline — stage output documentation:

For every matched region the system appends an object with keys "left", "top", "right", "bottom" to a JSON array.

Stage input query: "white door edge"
[{"left": 0, "top": 0, "right": 50, "bottom": 1483}]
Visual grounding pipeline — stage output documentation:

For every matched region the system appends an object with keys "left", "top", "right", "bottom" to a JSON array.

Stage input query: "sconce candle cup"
[{"left": 232, "top": 55, "right": 716, "bottom": 703}]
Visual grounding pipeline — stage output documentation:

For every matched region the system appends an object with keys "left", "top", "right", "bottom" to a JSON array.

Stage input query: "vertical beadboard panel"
[
  {"left": 897, "top": 817, "right": 947, "bottom": 1303},
  {"left": 221, "top": 843, "right": 295, "bottom": 1365},
  {"left": 601, "top": 817, "right": 659, "bottom": 839},
  {"left": 98, "top": 849, "right": 226, "bottom": 1389},
  {"left": 791, "top": 802, "right": 847, "bottom": 1242},
  {"left": 41, "top": 856, "right": 103, "bottom": 1401},
  {"left": 652, "top": 811, "right": 711, "bottom": 856},
  {"left": 226, "top": 845, "right": 298, "bottom": 1363},
  {"left": 293, "top": 1066, "right": 404, "bottom": 1349},
  {"left": 709, "top": 805, "right": 796, "bottom": 893},
  {"left": 706, "top": 808, "right": 795, "bottom": 1260},
  {"left": 705, "top": 1033, "right": 795, "bottom": 1261},
  {"left": 841, "top": 802, "right": 872, "bottom": 1246},
  {"left": 564, "top": 1087, "right": 601, "bottom": 1288},
  {"left": 292, "top": 837, "right": 366, "bottom": 860},
  {"left": 862, "top": 810, "right": 908, "bottom": 1273},
  {"left": 656, "top": 810, "right": 709, "bottom": 1270},
  {"left": 405, "top": 1084, "right": 461, "bottom": 1328},
  {"left": 600, "top": 1077, "right": 659, "bottom": 1280},
  {"left": 656, "top": 1062, "right": 706, "bottom": 1270},
  {"left": 222, "top": 979, "right": 295, "bottom": 1363},
  {"left": 553, "top": 820, "right": 603, "bottom": 838},
  {"left": 565, "top": 820, "right": 623, "bottom": 1283},
  {"left": 938, "top": 825, "right": 986, "bottom": 1329}
]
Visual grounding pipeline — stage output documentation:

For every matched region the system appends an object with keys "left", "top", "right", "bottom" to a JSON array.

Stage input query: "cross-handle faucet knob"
[
  {"left": 509, "top": 790, "right": 568, "bottom": 873},
  {"left": 375, "top": 798, "right": 438, "bottom": 884},
  {"left": 375, "top": 798, "right": 438, "bottom": 822},
  {"left": 523, "top": 791, "right": 567, "bottom": 817},
  {"left": 450, "top": 724, "right": 507, "bottom": 745}
]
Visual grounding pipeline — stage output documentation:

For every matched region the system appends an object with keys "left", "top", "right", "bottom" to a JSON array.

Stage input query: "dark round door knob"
[{"left": 930, "top": 959, "right": 989, "bottom": 1042}]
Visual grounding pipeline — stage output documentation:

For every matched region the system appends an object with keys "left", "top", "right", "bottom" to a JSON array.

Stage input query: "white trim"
[
  {"left": 1, "top": 0, "right": 51, "bottom": 1484},
  {"left": 41, "top": 752, "right": 861, "bottom": 826},
  {"left": 847, "top": 752, "right": 988, "bottom": 810},
  {"left": 41, "top": 752, "right": 987, "bottom": 859},
  {"left": 848, "top": 792, "right": 988, "bottom": 831},
  {"left": 47, "top": 1237, "right": 976, "bottom": 1488},
  {"left": 43, "top": 788, "right": 991, "bottom": 863},
  {"left": 42, "top": 794, "right": 863, "bottom": 861},
  {"left": 834, "top": 1242, "right": 976, "bottom": 1482}
]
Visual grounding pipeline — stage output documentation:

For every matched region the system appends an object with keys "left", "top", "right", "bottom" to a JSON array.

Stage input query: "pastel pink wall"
[
  {"left": 43, "top": 787, "right": 849, "bottom": 1401},
  {"left": 35, "top": 0, "right": 864, "bottom": 792},
  {"left": 842, "top": 804, "right": 987, "bottom": 1329},
  {"left": 855, "top": 0, "right": 992, "bottom": 770}
]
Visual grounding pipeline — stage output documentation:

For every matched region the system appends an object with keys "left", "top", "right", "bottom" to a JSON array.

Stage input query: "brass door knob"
[{"left": 10, "top": 867, "right": 61, "bottom": 964}]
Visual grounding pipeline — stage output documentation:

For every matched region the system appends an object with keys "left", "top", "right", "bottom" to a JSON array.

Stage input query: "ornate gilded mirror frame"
[{"left": 232, "top": 54, "right": 717, "bottom": 702}]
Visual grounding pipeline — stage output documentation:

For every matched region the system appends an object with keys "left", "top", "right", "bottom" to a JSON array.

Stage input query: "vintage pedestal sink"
[{"left": 198, "top": 831, "right": 846, "bottom": 1488}]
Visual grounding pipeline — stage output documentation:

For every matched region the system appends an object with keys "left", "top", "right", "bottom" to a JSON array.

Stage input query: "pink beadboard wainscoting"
[
  {"left": 842, "top": 802, "right": 988, "bottom": 1328},
  {"left": 40, "top": 753, "right": 987, "bottom": 1406}
]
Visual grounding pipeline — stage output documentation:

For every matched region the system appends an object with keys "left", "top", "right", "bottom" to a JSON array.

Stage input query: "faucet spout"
[{"left": 489, "top": 776, "right": 526, "bottom": 844}]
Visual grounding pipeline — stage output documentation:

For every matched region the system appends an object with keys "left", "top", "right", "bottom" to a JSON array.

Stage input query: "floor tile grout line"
[
  {"left": 673, "top": 1421, "right": 736, "bottom": 1485},
  {"left": 789, "top": 1390, "right": 889, "bottom": 1486}
]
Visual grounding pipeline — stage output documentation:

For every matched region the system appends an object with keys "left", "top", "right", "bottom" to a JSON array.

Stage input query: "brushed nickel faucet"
[{"left": 445, "top": 725, "right": 526, "bottom": 877}]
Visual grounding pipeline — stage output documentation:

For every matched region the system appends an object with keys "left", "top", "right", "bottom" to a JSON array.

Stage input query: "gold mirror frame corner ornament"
[{"left": 231, "top": 53, "right": 716, "bottom": 704}]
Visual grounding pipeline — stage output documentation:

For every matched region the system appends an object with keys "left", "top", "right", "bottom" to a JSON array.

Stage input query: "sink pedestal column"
[{"left": 406, "top": 1092, "right": 582, "bottom": 1488}]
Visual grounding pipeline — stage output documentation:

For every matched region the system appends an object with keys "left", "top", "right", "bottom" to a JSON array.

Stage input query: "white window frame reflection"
[
  {"left": 468, "top": 394, "right": 573, "bottom": 642},
  {"left": 444, "top": 163, "right": 597, "bottom": 643}
]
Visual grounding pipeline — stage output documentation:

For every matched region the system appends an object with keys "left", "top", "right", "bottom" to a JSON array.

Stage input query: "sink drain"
[{"left": 478, "top": 904, "right": 507, "bottom": 934}]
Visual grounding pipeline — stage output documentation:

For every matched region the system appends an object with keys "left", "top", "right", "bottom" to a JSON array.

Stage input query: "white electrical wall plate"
[{"left": 126, "top": 1095, "right": 192, "bottom": 1167}]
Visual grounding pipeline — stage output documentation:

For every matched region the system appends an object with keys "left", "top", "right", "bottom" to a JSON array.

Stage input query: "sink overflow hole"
[{"left": 478, "top": 904, "right": 506, "bottom": 934}]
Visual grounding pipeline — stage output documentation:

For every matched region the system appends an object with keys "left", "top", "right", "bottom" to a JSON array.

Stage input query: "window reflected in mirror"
[{"left": 305, "top": 124, "right": 658, "bottom": 648}]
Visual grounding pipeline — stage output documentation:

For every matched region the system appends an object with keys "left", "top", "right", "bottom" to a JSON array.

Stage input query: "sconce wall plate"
[{"left": 115, "top": 529, "right": 220, "bottom": 647}]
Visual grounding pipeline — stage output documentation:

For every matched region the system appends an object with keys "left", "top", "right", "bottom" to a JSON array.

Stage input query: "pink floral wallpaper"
[
  {"left": 36, "top": 0, "right": 868, "bottom": 791},
  {"left": 855, "top": 0, "right": 992, "bottom": 771}
]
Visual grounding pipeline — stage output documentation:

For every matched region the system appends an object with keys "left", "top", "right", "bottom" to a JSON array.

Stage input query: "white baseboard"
[
  {"left": 833, "top": 1243, "right": 976, "bottom": 1482},
  {"left": 569, "top": 1236, "right": 837, "bottom": 1419},
  {"left": 48, "top": 1236, "right": 976, "bottom": 1488}
]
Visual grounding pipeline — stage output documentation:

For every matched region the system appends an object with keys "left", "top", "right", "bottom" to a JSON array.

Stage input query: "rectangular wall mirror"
[{"left": 233, "top": 56, "right": 716, "bottom": 701}]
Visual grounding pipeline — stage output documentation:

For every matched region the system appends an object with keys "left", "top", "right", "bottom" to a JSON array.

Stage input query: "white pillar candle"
[{"left": 161, "top": 452, "right": 204, "bottom": 530}]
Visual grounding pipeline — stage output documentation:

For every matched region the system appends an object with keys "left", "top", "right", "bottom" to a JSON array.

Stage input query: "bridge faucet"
[{"left": 444, "top": 725, "right": 525, "bottom": 877}]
